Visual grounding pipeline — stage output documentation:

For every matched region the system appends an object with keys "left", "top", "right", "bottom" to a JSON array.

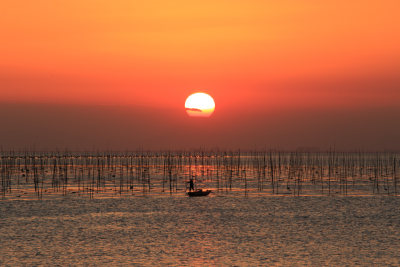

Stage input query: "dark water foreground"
[{"left": 1, "top": 195, "right": 400, "bottom": 266}]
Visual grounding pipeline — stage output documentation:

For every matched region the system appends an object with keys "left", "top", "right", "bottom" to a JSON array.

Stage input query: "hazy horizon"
[{"left": 1, "top": 101, "right": 399, "bottom": 151}]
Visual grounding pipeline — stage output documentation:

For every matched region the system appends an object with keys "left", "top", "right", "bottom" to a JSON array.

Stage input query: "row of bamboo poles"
[{"left": 1, "top": 151, "right": 399, "bottom": 199}]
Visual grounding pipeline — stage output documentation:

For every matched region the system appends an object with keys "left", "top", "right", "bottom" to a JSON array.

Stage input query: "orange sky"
[{"left": 1, "top": 1, "right": 400, "bottom": 150}]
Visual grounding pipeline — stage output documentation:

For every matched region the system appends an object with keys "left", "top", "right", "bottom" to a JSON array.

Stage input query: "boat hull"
[{"left": 187, "top": 190, "right": 211, "bottom": 197}]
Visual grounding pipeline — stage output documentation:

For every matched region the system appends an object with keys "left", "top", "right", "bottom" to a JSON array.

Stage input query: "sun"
[{"left": 185, "top": 92, "right": 215, "bottom": 117}]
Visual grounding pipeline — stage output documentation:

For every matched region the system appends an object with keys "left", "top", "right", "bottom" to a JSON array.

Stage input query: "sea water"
[{"left": 1, "top": 195, "right": 399, "bottom": 266}]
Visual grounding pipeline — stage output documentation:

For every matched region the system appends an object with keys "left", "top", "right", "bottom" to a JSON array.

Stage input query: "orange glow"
[
  {"left": 185, "top": 93, "right": 215, "bottom": 117},
  {"left": 0, "top": 1, "right": 400, "bottom": 150},
  {"left": 0, "top": 0, "right": 399, "bottom": 110}
]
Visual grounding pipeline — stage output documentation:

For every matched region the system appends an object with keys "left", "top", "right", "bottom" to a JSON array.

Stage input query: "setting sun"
[{"left": 185, "top": 92, "right": 215, "bottom": 117}]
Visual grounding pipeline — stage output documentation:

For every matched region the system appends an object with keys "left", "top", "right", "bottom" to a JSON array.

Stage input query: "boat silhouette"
[{"left": 187, "top": 189, "right": 212, "bottom": 197}]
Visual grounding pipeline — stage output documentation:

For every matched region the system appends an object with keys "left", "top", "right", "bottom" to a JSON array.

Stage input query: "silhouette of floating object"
[{"left": 187, "top": 189, "right": 211, "bottom": 197}]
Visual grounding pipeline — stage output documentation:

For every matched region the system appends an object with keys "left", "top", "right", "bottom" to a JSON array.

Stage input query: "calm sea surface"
[{"left": 1, "top": 195, "right": 400, "bottom": 266}]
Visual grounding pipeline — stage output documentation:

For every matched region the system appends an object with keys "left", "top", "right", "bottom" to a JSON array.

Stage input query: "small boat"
[{"left": 187, "top": 189, "right": 212, "bottom": 197}]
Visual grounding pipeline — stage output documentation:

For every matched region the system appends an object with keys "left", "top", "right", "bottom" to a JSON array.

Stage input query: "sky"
[{"left": 0, "top": 0, "right": 399, "bottom": 151}]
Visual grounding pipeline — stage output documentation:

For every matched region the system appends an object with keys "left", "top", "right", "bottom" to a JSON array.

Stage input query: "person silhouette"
[{"left": 189, "top": 178, "right": 194, "bottom": 192}]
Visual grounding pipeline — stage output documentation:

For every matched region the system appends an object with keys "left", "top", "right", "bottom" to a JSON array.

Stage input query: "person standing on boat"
[{"left": 189, "top": 178, "right": 194, "bottom": 192}]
